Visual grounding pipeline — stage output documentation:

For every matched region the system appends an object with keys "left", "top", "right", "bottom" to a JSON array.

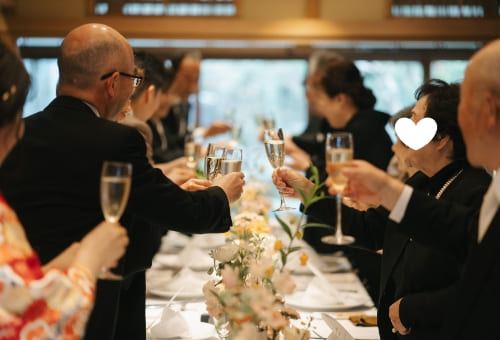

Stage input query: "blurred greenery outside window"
[{"left": 22, "top": 58, "right": 467, "bottom": 142}]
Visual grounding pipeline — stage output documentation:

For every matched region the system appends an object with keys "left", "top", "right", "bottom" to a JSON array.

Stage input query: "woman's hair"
[
  {"left": 415, "top": 79, "right": 465, "bottom": 161},
  {"left": 0, "top": 41, "right": 30, "bottom": 128},
  {"left": 319, "top": 60, "right": 376, "bottom": 110}
]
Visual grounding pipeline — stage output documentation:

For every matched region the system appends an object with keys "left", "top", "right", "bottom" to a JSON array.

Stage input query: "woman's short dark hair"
[
  {"left": 0, "top": 41, "right": 30, "bottom": 127},
  {"left": 319, "top": 60, "right": 376, "bottom": 110},
  {"left": 415, "top": 79, "right": 464, "bottom": 161}
]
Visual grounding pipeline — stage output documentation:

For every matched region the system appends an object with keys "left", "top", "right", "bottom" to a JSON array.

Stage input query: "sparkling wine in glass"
[
  {"left": 321, "top": 132, "right": 355, "bottom": 245},
  {"left": 264, "top": 128, "right": 294, "bottom": 211},
  {"left": 100, "top": 161, "right": 132, "bottom": 279},
  {"left": 221, "top": 148, "right": 242, "bottom": 175},
  {"left": 204, "top": 144, "right": 226, "bottom": 181},
  {"left": 185, "top": 134, "right": 202, "bottom": 171}
]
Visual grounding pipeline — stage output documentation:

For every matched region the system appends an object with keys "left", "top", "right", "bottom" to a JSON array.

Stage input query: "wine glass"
[
  {"left": 263, "top": 128, "right": 294, "bottom": 211},
  {"left": 100, "top": 161, "right": 132, "bottom": 279},
  {"left": 321, "top": 132, "right": 355, "bottom": 245},
  {"left": 204, "top": 144, "right": 226, "bottom": 181},
  {"left": 221, "top": 148, "right": 242, "bottom": 175},
  {"left": 184, "top": 134, "right": 202, "bottom": 171}
]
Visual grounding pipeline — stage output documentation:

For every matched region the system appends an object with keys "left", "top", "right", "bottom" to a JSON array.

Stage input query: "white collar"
[{"left": 82, "top": 101, "right": 101, "bottom": 118}]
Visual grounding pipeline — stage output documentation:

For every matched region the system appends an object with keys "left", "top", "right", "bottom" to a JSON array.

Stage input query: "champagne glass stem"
[{"left": 335, "top": 193, "right": 343, "bottom": 243}]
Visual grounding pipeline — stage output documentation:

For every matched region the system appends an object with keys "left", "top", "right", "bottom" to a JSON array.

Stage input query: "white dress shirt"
[{"left": 478, "top": 170, "right": 500, "bottom": 243}]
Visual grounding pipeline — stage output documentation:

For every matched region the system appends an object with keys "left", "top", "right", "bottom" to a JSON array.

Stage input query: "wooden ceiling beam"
[{"left": 5, "top": 16, "right": 500, "bottom": 43}]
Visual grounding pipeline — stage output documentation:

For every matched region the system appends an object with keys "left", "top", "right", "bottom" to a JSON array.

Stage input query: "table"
[{"left": 144, "top": 232, "right": 380, "bottom": 340}]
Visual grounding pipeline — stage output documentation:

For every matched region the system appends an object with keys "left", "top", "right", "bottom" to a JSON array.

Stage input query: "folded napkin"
[
  {"left": 149, "top": 306, "right": 191, "bottom": 338},
  {"left": 287, "top": 243, "right": 328, "bottom": 274},
  {"left": 303, "top": 276, "right": 343, "bottom": 305},
  {"left": 190, "top": 233, "right": 226, "bottom": 249},
  {"left": 166, "top": 267, "right": 209, "bottom": 293},
  {"left": 178, "top": 246, "right": 213, "bottom": 270}
]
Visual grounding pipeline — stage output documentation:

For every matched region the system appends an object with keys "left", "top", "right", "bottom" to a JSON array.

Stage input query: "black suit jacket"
[
  {"left": 307, "top": 162, "right": 491, "bottom": 340},
  {"left": 0, "top": 96, "right": 232, "bottom": 339},
  {"left": 439, "top": 210, "right": 500, "bottom": 340},
  {"left": 399, "top": 177, "right": 500, "bottom": 340}
]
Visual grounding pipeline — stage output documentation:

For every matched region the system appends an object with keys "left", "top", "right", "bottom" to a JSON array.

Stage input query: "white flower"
[
  {"left": 210, "top": 243, "right": 239, "bottom": 262},
  {"left": 274, "top": 270, "right": 296, "bottom": 295}
]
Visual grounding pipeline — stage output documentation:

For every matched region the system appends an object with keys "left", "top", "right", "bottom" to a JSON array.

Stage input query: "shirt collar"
[
  {"left": 82, "top": 101, "right": 101, "bottom": 118},
  {"left": 491, "top": 168, "right": 500, "bottom": 203}
]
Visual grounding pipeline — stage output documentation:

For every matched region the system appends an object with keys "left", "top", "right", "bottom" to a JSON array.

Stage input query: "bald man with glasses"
[{"left": 0, "top": 23, "right": 244, "bottom": 340}]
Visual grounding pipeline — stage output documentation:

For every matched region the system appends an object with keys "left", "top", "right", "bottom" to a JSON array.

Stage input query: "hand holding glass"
[
  {"left": 264, "top": 129, "right": 294, "bottom": 211},
  {"left": 204, "top": 144, "right": 226, "bottom": 181},
  {"left": 221, "top": 148, "right": 242, "bottom": 175},
  {"left": 321, "top": 132, "right": 355, "bottom": 245},
  {"left": 100, "top": 161, "right": 132, "bottom": 279}
]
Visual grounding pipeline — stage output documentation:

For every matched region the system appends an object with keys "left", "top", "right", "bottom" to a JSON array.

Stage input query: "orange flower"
[
  {"left": 299, "top": 253, "right": 309, "bottom": 266},
  {"left": 295, "top": 231, "right": 303, "bottom": 240},
  {"left": 274, "top": 240, "right": 283, "bottom": 251}
]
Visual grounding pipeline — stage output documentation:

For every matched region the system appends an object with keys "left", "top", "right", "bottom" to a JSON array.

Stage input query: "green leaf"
[
  {"left": 275, "top": 214, "right": 293, "bottom": 239},
  {"left": 287, "top": 246, "right": 302, "bottom": 253},
  {"left": 292, "top": 184, "right": 307, "bottom": 204},
  {"left": 302, "top": 222, "right": 335, "bottom": 230}
]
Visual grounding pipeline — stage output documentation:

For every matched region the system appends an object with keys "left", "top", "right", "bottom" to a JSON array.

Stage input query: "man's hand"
[
  {"left": 339, "top": 160, "right": 405, "bottom": 211},
  {"left": 212, "top": 172, "right": 245, "bottom": 203},
  {"left": 389, "top": 298, "right": 411, "bottom": 335}
]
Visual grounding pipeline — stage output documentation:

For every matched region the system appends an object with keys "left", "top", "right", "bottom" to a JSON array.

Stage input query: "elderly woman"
[
  {"left": 273, "top": 79, "right": 491, "bottom": 340},
  {"left": 285, "top": 60, "right": 394, "bottom": 253},
  {"left": 0, "top": 41, "right": 129, "bottom": 338}
]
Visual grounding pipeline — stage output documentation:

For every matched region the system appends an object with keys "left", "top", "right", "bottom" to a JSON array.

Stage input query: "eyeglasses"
[{"left": 100, "top": 71, "right": 143, "bottom": 88}]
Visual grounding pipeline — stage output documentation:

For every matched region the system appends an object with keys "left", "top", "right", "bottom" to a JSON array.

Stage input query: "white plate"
[
  {"left": 285, "top": 291, "right": 368, "bottom": 311},
  {"left": 148, "top": 289, "right": 204, "bottom": 300}
]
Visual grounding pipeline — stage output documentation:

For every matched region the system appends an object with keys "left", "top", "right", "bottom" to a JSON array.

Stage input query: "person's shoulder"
[
  {"left": 462, "top": 165, "right": 492, "bottom": 186},
  {"left": 352, "top": 109, "right": 390, "bottom": 128}
]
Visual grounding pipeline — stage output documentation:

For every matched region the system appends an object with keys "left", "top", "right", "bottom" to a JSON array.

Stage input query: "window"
[
  {"left": 92, "top": 0, "right": 238, "bottom": 16},
  {"left": 391, "top": 0, "right": 499, "bottom": 18},
  {"left": 430, "top": 60, "right": 468, "bottom": 83}
]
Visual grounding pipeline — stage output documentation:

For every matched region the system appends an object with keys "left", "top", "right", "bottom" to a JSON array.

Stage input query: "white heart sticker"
[{"left": 395, "top": 117, "right": 437, "bottom": 150}]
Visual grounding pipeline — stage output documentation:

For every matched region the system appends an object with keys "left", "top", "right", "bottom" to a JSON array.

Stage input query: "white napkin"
[
  {"left": 178, "top": 246, "right": 213, "bottom": 270},
  {"left": 190, "top": 234, "right": 226, "bottom": 249},
  {"left": 166, "top": 267, "right": 208, "bottom": 293},
  {"left": 286, "top": 243, "right": 328, "bottom": 274},
  {"left": 149, "top": 306, "right": 191, "bottom": 338},
  {"left": 303, "top": 276, "right": 343, "bottom": 305}
]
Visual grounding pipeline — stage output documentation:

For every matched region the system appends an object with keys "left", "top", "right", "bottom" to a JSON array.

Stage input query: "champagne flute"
[
  {"left": 264, "top": 128, "right": 294, "bottom": 211},
  {"left": 184, "top": 134, "right": 202, "bottom": 171},
  {"left": 221, "top": 148, "right": 242, "bottom": 175},
  {"left": 321, "top": 132, "right": 355, "bottom": 245},
  {"left": 204, "top": 144, "right": 226, "bottom": 181},
  {"left": 100, "top": 161, "right": 132, "bottom": 279}
]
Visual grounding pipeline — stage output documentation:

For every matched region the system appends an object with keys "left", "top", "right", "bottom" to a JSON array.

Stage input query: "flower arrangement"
[{"left": 203, "top": 167, "right": 330, "bottom": 340}]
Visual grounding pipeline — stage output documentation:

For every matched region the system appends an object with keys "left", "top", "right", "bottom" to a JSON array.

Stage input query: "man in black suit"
[
  {"left": 0, "top": 23, "right": 244, "bottom": 340},
  {"left": 335, "top": 39, "right": 500, "bottom": 339}
]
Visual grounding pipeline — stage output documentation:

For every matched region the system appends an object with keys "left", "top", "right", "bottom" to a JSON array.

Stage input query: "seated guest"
[
  {"left": 0, "top": 23, "right": 244, "bottom": 340},
  {"left": 0, "top": 39, "right": 129, "bottom": 339},
  {"left": 118, "top": 51, "right": 195, "bottom": 186},
  {"left": 291, "top": 49, "right": 343, "bottom": 156},
  {"left": 273, "top": 79, "right": 491, "bottom": 340},
  {"left": 335, "top": 38, "right": 500, "bottom": 340}
]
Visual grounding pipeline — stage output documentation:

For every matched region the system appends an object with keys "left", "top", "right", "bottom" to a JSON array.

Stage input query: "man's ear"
[
  {"left": 483, "top": 91, "right": 500, "bottom": 131},
  {"left": 104, "top": 72, "right": 119, "bottom": 97}
]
